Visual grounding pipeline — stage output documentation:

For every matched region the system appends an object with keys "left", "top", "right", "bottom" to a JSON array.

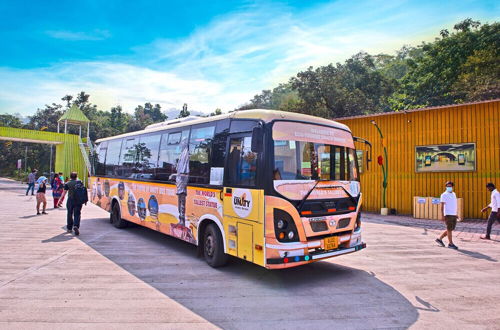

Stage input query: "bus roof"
[{"left": 95, "top": 109, "right": 350, "bottom": 143}]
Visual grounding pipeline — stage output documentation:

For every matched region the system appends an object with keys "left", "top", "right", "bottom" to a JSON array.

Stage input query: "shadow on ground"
[{"left": 74, "top": 217, "right": 419, "bottom": 329}]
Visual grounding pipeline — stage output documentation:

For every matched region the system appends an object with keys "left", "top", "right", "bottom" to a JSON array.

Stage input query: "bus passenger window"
[
  {"left": 119, "top": 138, "right": 138, "bottom": 178},
  {"left": 105, "top": 139, "right": 123, "bottom": 176},
  {"left": 94, "top": 142, "right": 107, "bottom": 176},
  {"left": 156, "top": 129, "right": 190, "bottom": 182},
  {"left": 189, "top": 125, "right": 215, "bottom": 184},
  {"left": 227, "top": 136, "right": 258, "bottom": 186},
  {"left": 138, "top": 134, "right": 161, "bottom": 180}
]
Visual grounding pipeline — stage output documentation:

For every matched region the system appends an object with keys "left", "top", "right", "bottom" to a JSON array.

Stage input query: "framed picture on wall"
[{"left": 415, "top": 143, "right": 476, "bottom": 172}]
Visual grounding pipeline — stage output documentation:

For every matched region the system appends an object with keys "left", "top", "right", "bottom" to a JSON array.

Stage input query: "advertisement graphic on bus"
[{"left": 90, "top": 110, "right": 365, "bottom": 269}]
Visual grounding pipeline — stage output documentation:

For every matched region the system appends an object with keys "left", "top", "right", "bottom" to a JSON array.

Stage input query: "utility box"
[
  {"left": 414, "top": 196, "right": 464, "bottom": 220},
  {"left": 413, "top": 196, "right": 428, "bottom": 219},
  {"left": 428, "top": 197, "right": 442, "bottom": 219}
]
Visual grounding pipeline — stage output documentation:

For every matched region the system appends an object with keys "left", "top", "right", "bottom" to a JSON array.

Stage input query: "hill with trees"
[{"left": 238, "top": 19, "right": 499, "bottom": 118}]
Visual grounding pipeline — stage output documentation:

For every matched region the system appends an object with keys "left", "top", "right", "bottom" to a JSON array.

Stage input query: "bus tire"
[
  {"left": 111, "top": 202, "right": 128, "bottom": 229},
  {"left": 204, "top": 223, "right": 228, "bottom": 267}
]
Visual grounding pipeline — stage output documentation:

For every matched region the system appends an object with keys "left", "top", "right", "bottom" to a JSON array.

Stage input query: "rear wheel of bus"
[
  {"left": 111, "top": 201, "right": 128, "bottom": 229},
  {"left": 204, "top": 224, "right": 228, "bottom": 267}
]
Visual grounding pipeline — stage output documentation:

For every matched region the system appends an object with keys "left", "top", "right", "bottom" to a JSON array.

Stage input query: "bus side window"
[
  {"left": 95, "top": 142, "right": 107, "bottom": 176},
  {"left": 189, "top": 125, "right": 216, "bottom": 184},
  {"left": 138, "top": 134, "right": 161, "bottom": 180},
  {"left": 156, "top": 129, "right": 190, "bottom": 182},
  {"left": 227, "top": 136, "right": 258, "bottom": 186},
  {"left": 211, "top": 119, "right": 230, "bottom": 169},
  {"left": 105, "top": 139, "right": 123, "bottom": 177},
  {"left": 119, "top": 137, "right": 138, "bottom": 178}
]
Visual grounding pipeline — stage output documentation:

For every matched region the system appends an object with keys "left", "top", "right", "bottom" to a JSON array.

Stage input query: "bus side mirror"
[{"left": 251, "top": 126, "right": 264, "bottom": 153}]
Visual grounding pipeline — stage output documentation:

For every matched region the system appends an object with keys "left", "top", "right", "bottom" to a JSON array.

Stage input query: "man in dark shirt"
[{"left": 58, "top": 172, "right": 82, "bottom": 235}]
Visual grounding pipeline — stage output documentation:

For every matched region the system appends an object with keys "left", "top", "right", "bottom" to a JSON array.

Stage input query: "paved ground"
[{"left": 0, "top": 177, "right": 499, "bottom": 329}]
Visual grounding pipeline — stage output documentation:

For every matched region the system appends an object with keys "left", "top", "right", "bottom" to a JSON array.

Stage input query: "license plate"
[{"left": 324, "top": 236, "right": 338, "bottom": 250}]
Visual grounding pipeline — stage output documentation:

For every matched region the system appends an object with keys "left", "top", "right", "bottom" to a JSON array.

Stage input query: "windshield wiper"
[
  {"left": 297, "top": 180, "right": 321, "bottom": 214},
  {"left": 319, "top": 185, "right": 358, "bottom": 205},
  {"left": 297, "top": 183, "right": 358, "bottom": 213}
]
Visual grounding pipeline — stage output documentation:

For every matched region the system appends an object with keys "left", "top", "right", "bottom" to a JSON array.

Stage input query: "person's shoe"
[
  {"left": 435, "top": 238, "right": 445, "bottom": 247},
  {"left": 448, "top": 243, "right": 458, "bottom": 250},
  {"left": 73, "top": 227, "right": 80, "bottom": 236},
  {"left": 42, "top": 211, "right": 48, "bottom": 215},
  {"left": 480, "top": 235, "right": 491, "bottom": 240},
  {"left": 37, "top": 212, "right": 41, "bottom": 215}
]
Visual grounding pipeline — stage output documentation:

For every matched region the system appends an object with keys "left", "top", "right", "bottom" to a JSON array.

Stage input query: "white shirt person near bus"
[
  {"left": 480, "top": 182, "right": 500, "bottom": 240},
  {"left": 436, "top": 181, "right": 460, "bottom": 250}
]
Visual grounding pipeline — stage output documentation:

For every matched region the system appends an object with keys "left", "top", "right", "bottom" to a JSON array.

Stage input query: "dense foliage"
[{"left": 239, "top": 19, "right": 499, "bottom": 117}]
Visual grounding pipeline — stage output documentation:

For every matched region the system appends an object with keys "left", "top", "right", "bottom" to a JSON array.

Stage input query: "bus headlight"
[{"left": 274, "top": 209, "right": 299, "bottom": 243}]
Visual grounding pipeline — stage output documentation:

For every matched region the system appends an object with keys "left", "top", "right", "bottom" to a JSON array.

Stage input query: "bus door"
[{"left": 222, "top": 133, "right": 264, "bottom": 265}]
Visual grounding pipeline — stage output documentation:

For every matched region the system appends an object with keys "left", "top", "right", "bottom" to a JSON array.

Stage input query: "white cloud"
[{"left": 0, "top": 63, "right": 247, "bottom": 115}]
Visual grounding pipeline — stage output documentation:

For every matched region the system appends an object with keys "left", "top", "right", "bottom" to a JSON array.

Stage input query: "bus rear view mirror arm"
[{"left": 353, "top": 136, "right": 372, "bottom": 170}]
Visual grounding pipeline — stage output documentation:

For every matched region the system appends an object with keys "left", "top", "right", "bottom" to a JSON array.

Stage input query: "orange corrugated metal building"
[{"left": 337, "top": 99, "right": 499, "bottom": 219}]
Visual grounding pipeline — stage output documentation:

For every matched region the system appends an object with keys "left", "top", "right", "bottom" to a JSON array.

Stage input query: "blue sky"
[{"left": 0, "top": 0, "right": 498, "bottom": 116}]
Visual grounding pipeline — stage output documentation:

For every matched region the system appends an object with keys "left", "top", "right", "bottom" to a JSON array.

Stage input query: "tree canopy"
[{"left": 239, "top": 19, "right": 499, "bottom": 117}]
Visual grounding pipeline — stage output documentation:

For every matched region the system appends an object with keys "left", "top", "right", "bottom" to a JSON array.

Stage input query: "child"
[
  {"left": 36, "top": 178, "right": 48, "bottom": 215},
  {"left": 52, "top": 173, "right": 64, "bottom": 208}
]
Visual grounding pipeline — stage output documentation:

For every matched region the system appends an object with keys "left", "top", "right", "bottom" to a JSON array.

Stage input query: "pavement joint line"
[{"left": 0, "top": 228, "right": 116, "bottom": 290}]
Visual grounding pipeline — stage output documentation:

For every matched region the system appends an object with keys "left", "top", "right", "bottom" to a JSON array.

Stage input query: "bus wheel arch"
[
  {"left": 110, "top": 198, "right": 128, "bottom": 229},
  {"left": 197, "top": 217, "right": 228, "bottom": 267}
]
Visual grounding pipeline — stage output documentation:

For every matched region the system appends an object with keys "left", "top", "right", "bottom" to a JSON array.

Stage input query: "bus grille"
[
  {"left": 310, "top": 221, "right": 328, "bottom": 232},
  {"left": 337, "top": 218, "right": 351, "bottom": 229}
]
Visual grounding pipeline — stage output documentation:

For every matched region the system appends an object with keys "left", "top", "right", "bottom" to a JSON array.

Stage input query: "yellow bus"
[{"left": 90, "top": 110, "right": 366, "bottom": 269}]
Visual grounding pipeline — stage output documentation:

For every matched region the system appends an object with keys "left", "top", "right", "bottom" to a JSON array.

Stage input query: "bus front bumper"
[{"left": 265, "top": 241, "right": 366, "bottom": 268}]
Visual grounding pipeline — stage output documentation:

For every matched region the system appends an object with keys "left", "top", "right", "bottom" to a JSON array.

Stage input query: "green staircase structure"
[{"left": 0, "top": 105, "right": 93, "bottom": 183}]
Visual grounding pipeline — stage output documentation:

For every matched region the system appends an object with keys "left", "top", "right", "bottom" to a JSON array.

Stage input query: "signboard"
[
  {"left": 17, "top": 159, "right": 22, "bottom": 169},
  {"left": 415, "top": 143, "right": 475, "bottom": 172}
]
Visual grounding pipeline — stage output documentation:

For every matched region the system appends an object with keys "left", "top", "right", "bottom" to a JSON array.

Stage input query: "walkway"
[{"left": 0, "top": 178, "right": 499, "bottom": 329}]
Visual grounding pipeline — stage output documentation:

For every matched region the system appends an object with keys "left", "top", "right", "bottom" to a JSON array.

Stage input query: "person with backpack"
[{"left": 58, "top": 172, "right": 88, "bottom": 235}]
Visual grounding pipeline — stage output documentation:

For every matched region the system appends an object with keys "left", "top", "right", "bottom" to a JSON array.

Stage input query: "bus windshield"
[
  {"left": 273, "top": 141, "right": 358, "bottom": 181},
  {"left": 272, "top": 121, "right": 359, "bottom": 201}
]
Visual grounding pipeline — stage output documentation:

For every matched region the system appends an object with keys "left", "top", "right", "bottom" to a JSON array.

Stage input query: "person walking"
[
  {"left": 58, "top": 172, "right": 86, "bottom": 235},
  {"left": 52, "top": 173, "right": 64, "bottom": 208},
  {"left": 435, "top": 181, "right": 460, "bottom": 249},
  {"left": 36, "top": 177, "right": 48, "bottom": 215},
  {"left": 26, "top": 169, "right": 37, "bottom": 195},
  {"left": 480, "top": 182, "right": 500, "bottom": 240}
]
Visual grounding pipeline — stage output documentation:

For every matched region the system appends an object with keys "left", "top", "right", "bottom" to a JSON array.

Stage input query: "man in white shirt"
[
  {"left": 436, "top": 181, "right": 460, "bottom": 249},
  {"left": 480, "top": 182, "right": 500, "bottom": 240}
]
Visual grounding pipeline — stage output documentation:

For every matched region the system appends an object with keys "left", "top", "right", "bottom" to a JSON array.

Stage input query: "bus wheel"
[
  {"left": 111, "top": 202, "right": 128, "bottom": 229},
  {"left": 204, "top": 224, "right": 228, "bottom": 267}
]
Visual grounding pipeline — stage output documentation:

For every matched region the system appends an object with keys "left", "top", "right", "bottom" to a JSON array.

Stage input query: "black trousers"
[
  {"left": 67, "top": 198, "right": 82, "bottom": 230},
  {"left": 486, "top": 211, "right": 499, "bottom": 237}
]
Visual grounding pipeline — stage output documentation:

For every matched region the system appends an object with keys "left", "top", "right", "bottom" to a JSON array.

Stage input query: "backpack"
[{"left": 73, "top": 181, "right": 89, "bottom": 206}]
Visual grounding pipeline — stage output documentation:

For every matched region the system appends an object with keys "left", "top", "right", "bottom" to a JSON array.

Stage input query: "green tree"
[
  {"left": 178, "top": 103, "right": 190, "bottom": 118},
  {"left": 390, "top": 19, "right": 499, "bottom": 109},
  {"left": 109, "top": 106, "right": 127, "bottom": 133}
]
